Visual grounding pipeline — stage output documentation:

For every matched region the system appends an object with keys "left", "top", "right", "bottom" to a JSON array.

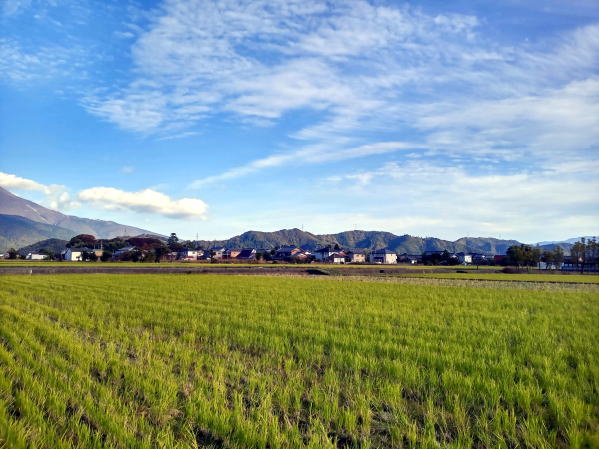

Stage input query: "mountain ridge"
[
  {"left": 194, "top": 228, "right": 528, "bottom": 255},
  {"left": 0, "top": 187, "right": 161, "bottom": 251},
  {"left": 2, "top": 187, "right": 591, "bottom": 255}
]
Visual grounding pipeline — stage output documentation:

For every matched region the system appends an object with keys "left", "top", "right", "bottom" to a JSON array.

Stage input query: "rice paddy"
[
  {"left": 0, "top": 274, "right": 598, "bottom": 448},
  {"left": 398, "top": 272, "right": 599, "bottom": 284}
]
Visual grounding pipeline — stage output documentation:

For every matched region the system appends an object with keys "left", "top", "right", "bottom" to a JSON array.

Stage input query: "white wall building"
[
  {"left": 63, "top": 248, "right": 84, "bottom": 261},
  {"left": 314, "top": 247, "right": 335, "bottom": 261},
  {"left": 456, "top": 252, "right": 473, "bottom": 264},
  {"left": 26, "top": 253, "right": 48, "bottom": 260},
  {"left": 369, "top": 249, "right": 397, "bottom": 264}
]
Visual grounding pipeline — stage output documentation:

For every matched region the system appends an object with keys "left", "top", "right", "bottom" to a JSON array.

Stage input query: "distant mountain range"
[
  {"left": 195, "top": 228, "right": 526, "bottom": 255},
  {"left": 1, "top": 186, "right": 591, "bottom": 255},
  {"left": 0, "top": 187, "right": 159, "bottom": 251},
  {"left": 536, "top": 236, "right": 596, "bottom": 245}
]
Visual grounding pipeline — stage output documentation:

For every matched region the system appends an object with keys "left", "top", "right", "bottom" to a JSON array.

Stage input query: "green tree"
[
  {"left": 507, "top": 244, "right": 540, "bottom": 272},
  {"left": 571, "top": 237, "right": 598, "bottom": 274},
  {"left": 571, "top": 240, "right": 586, "bottom": 274},
  {"left": 167, "top": 233, "right": 183, "bottom": 252},
  {"left": 67, "top": 234, "right": 97, "bottom": 248},
  {"left": 7, "top": 248, "right": 17, "bottom": 259},
  {"left": 39, "top": 248, "right": 55, "bottom": 260},
  {"left": 153, "top": 244, "right": 169, "bottom": 262},
  {"left": 552, "top": 246, "right": 564, "bottom": 269}
]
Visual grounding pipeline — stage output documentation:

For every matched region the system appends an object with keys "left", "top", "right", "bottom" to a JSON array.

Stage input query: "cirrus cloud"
[{"left": 77, "top": 186, "right": 208, "bottom": 219}]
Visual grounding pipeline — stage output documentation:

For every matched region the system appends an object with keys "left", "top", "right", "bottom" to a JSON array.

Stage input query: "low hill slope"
[
  {"left": 16, "top": 238, "right": 69, "bottom": 256},
  {"left": 0, "top": 214, "right": 74, "bottom": 251}
]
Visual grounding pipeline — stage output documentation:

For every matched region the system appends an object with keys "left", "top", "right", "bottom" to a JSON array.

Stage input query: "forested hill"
[{"left": 195, "top": 228, "right": 524, "bottom": 255}]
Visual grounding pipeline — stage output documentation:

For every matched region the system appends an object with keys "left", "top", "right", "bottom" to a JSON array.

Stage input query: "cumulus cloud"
[
  {"left": 0, "top": 171, "right": 56, "bottom": 194},
  {"left": 77, "top": 187, "right": 208, "bottom": 219},
  {"left": 0, "top": 172, "right": 80, "bottom": 210},
  {"left": 47, "top": 191, "right": 80, "bottom": 211}
]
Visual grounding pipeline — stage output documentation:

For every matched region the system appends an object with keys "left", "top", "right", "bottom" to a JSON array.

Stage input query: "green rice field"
[
  {"left": 400, "top": 273, "right": 599, "bottom": 284},
  {"left": 1, "top": 274, "right": 598, "bottom": 448}
]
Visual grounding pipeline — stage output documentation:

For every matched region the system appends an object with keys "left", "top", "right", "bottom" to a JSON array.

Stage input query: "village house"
[
  {"left": 422, "top": 250, "right": 445, "bottom": 257},
  {"left": 345, "top": 251, "right": 366, "bottom": 263},
  {"left": 293, "top": 251, "right": 311, "bottom": 262},
  {"left": 236, "top": 248, "right": 257, "bottom": 260},
  {"left": 326, "top": 252, "right": 347, "bottom": 264},
  {"left": 397, "top": 253, "right": 420, "bottom": 264},
  {"left": 26, "top": 253, "right": 48, "bottom": 260},
  {"left": 274, "top": 246, "right": 303, "bottom": 260},
  {"left": 471, "top": 253, "right": 490, "bottom": 264},
  {"left": 223, "top": 249, "right": 241, "bottom": 259},
  {"left": 456, "top": 252, "right": 473, "bottom": 264},
  {"left": 210, "top": 247, "right": 226, "bottom": 260},
  {"left": 63, "top": 247, "right": 91, "bottom": 261},
  {"left": 370, "top": 248, "right": 397, "bottom": 264},
  {"left": 179, "top": 249, "right": 203, "bottom": 260},
  {"left": 313, "top": 247, "right": 336, "bottom": 261}
]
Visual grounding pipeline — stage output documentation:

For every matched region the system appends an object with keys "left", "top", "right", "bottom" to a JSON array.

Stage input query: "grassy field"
[
  {"left": 0, "top": 274, "right": 598, "bottom": 449},
  {"left": 0, "top": 260, "right": 484, "bottom": 270},
  {"left": 399, "top": 273, "right": 599, "bottom": 284}
]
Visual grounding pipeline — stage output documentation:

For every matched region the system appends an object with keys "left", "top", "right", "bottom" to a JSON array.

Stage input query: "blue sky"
[{"left": 1, "top": 0, "right": 598, "bottom": 242}]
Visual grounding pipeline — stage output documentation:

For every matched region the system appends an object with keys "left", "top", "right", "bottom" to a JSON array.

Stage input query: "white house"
[
  {"left": 179, "top": 249, "right": 202, "bottom": 260},
  {"left": 313, "top": 247, "right": 336, "bottom": 261},
  {"left": 456, "top": 252, "right": 473, "bottom": 264},
  {"left": 210, "top": 247, "right": 226, "bottom": 260},
  {"left": 346, "top": 252, "right": 366, "bottom": 263},
  {"left": 327, "top": 252, "right": 346, "bottom": 264},
  {"left": 369, "top": 249, "right": 397, "bottom": 264},
  {"left": 63, "top": 248, "right": 87, "bottom": 261},
  {"left": 26, "top": 253, "right": 48, "bottom": 260}
]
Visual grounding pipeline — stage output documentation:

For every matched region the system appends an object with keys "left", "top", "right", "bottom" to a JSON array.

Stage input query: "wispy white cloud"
[
  {"left": 82, "top": 0, "right": 485, "bottom": 134},
  {"left": 190, "top": 141, "right": 423, "bottom": 187},
  {"left": 1, "top": 0, "right": 30, "bottom": 16},
  {"left": 77, "top": 186, "right": 208, "bottom": 219},
  {"left": 80, "top": 0, "right": 599, "bottom": 189},
  {"left": 416, "top": 76, "right": 599, "bottom": 159},
  {"left": 0, "top": 38, "right": 86, "bottom": 83},
  {"left": 321, "top": 159, "right": 599, "bottom": 239}
]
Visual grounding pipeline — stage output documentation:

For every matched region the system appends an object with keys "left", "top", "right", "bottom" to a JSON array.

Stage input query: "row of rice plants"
[
  {"left": 398, "top": 273, "right": 599, "bottom": 283},
  {"left": 0, "top": 274, "right": 597, "bottom": 448}
]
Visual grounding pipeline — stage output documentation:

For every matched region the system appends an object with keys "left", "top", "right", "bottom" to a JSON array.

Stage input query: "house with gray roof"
[{"left": 369, "top": 248, "right": 397, "bottom": 264}]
